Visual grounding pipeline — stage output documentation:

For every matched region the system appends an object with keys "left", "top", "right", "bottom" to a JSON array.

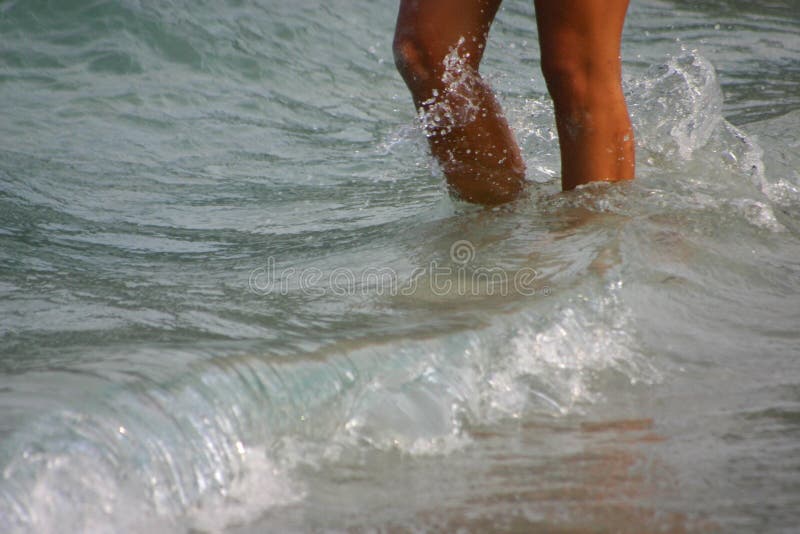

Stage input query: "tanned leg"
[
  {"left": 393, "top": 0, "right": 526, "bottom": 205},
  {"left": 534, "top": 0, "right": 635, "bottom": 191}
]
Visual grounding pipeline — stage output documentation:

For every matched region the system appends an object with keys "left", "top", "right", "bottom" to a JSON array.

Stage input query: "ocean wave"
[{"left": 2, "top": 0, "right": 800, "bottom": 530}]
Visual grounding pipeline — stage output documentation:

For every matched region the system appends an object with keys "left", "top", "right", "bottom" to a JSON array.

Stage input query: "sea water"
[{"left": 1, "top": 0, "right": 799, "bottom": 532}]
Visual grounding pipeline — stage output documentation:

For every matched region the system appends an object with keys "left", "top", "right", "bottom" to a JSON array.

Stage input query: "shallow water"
[{"left": 1, "top": 0, "right": 799, "bottom": 532}]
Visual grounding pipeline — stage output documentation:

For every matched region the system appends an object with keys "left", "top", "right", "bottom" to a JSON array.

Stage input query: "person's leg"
[
  {"left": 534, "top": 0, "right": 635, "bottom": 191},
  {"left": 393, "top": 0, "right": 526, "bottom": 205}
]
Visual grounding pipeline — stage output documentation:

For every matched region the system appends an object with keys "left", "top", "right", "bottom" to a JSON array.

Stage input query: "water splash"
[
  {"left": 417, "top": 37, "right": 483, "bottom": 140},
  {"left": 630, "top": 51, "right": 724, "bottom": 161}
]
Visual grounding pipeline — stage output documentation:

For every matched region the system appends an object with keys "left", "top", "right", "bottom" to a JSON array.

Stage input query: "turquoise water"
[{"left": 1, "top": 0, "right": 799, "bottom": 532}]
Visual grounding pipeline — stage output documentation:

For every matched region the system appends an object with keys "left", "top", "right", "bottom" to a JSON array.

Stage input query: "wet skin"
[{"left": 393, "top": 0, "right": 635, "bottom": 205}]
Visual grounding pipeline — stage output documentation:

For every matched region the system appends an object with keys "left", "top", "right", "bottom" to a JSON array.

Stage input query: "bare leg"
[
  {"left": 535, "top": 0, "right": 635, "bottom": 190},
  {"left": 393, "top": 0, "right": 526, "bottom": 205}
]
